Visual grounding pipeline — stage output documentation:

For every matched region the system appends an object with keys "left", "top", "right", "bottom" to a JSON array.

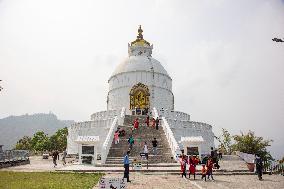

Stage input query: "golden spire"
[
  {"left": 137, "top": 25, "right": 143, "bottom": 40},
  {"left": 131, "top": 25, "right": 150, "bottom": 46}
]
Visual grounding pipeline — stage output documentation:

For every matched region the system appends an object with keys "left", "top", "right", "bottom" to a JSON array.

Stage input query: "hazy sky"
[{"left": 0, "top": 0, "right": 283, "bottom": 159}]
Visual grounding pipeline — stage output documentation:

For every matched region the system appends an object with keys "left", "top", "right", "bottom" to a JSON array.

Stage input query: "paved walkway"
[
  {"left": 93, "top": 173, "right": 284, "bottom": 189},
  {"left": 1, "top": 156, "right": 283, "bottom": 188},
  {"left": 0, "top": 156, "right": 66, "bottom": 172}
]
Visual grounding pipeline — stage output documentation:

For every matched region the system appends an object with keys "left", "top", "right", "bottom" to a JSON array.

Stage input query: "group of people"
[
  {"left": 122, "top": 116, "right": 161, "bottom": 182},
  {"left": 179, "top": 154, "right": 215, "bottom": 181},
  {"left": 133, "top": 116, "right": 160, "bottom": 131},
  {"left": 179, "top": 147, "right": 220, "bottom": 181},
  {"left": 179, "top": 155, "right": 200, "bottom": 179},
  {"left": 52, "top": 150, "right": 67, "bottom": 168},
  {"left": 123, "top": 138, "right": 159, "bottom": 182}
]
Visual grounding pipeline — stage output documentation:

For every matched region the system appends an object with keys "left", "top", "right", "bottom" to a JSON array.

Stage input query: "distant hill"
[{"left": 0, "top": 113, "right": 74, "bottom": 150}]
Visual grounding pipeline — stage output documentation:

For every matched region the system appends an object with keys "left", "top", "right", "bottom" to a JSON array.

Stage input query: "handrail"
[
  {"left": 152, "top": 107, "right": 180, "bottom": 161},
  {"left": 101, "top": 107, "right": 126, "bottom": 164},
  {"left": 118, "top": 107, "right": 126, "bottom": 125},
  {"left": 152, "top": 107, "right": 159, "bottom": 119},
  {"left": 91, "top": 110, "right": 118, "bottom": 121},
  {"left": 236, "top": 151, "right": 255, "bottom": 163},
  {"left": 158, "top": 109, "right": 190, "bottom": 121},
  {"left": 101, "top": 116, "right": 118, "bottom": 163}
]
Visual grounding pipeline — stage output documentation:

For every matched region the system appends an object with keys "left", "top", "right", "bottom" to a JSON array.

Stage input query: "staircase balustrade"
[
  {"left": 101, "top": 107, "right": 126, "bottom": 163},
  {"left": 152, "top": 107, "right": 180, "bottom": 161}
]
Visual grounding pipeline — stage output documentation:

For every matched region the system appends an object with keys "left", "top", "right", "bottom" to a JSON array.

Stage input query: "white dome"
[{"left": 111, "top": 56, "right": 170, "bottom": 78}]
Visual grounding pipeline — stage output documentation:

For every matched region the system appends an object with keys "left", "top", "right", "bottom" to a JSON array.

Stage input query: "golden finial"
[
  {"left": 130, "top": 25, "right": 150, "bottom": 46},
  {"left": 137, "top": 25, "right": 143, "bottom": 40}
]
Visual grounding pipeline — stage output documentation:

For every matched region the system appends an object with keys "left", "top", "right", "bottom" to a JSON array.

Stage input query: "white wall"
[
  {"left": 107, "top": 71, "right": 174, "bottom": 113},
  {"left": 67, "top": 118, "right": 115, "bottom": 155},
  {"left": 166, "top": 119, "right": 215, "bottom": 155}
]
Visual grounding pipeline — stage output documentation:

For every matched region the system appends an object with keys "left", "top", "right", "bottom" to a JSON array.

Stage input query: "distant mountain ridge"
[{"left": 0, "top": 113, "right": 74, "bottom": 150}]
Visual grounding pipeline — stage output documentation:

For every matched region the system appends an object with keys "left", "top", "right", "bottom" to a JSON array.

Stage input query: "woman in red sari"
[{"left": 188, "top": 156, "right": 197, "bottom": 179}]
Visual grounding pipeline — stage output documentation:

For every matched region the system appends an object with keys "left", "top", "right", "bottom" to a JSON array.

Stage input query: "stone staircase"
[{"left": 105, "top": 115, "right": 176, "bottom": 166}]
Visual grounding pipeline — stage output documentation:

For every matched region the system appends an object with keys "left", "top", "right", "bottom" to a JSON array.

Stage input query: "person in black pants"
[
  {"left": 123, "top": 151, "right": 131, "bottom": 182},
  {"left": 52, "top": 150, "right": 59, "bottom": 168},
  {"left": 155, "top": 117, "right": 159, "bottom": 130},
  {"left": 255, "top": 154, "right": 263, "bottom": 180},
  {"left": 152, "top": 138, "right": 158, "bottom": 155}
]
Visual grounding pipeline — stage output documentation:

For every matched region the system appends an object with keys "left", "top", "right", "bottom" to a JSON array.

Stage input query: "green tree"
[
  {"left": 31, "top": 131, "right": 50, "bottom": 152},
  {"left": 15, "top": 136, "right": 32, "bottom": 150},
  {"left": 232, "top": 130, "right": 273, "bottom": 161},
  {"left": 215, "top": 128, "right": 233, "bottom": 155},
  {"left": 49, "top": 127, "right": 68, "bottom": 151}
]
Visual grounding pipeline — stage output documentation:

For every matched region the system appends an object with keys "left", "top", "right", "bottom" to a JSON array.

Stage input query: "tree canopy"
[
  {"left": 215, "top": 128, "right": 232, "bottom": 155},
  {"left": 232, "top": 130, "right": 273, "bottom": 161},
  {"left": 15, "top": 127, "right": 68, "bottom": 152},
  {"left": 216, "top": 128, "right": 273, "bottom": 160}
]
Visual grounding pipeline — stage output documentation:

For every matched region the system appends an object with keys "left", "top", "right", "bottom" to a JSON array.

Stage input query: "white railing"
[
  {"left": 118, "top": 107, "right": 126, "bottom": 125},
  {"left": 152, "top": 107, "right": 159, "bottom": 118},
  {"left": 91, "top": 110, "right": 118, "bottom": 120},
  {"left": 100, "top": 107, "right": 126, "bottom": 164},
  {"left": 101, "top": 116, "right": 118, "bottom": 163},
  {"left": 158, "top": 109, "right": 190, "bottom": 121},
  {"left": 152, "top": 107, "right": 181, "bottom": 161},
  {"left": 236, "top": 151, "right": 255, "bottom": 163}
]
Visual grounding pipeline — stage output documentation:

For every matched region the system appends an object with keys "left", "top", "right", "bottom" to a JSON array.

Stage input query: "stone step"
[
  {"left": 106, "top": 115, "right": 174, "bottom": 164},
  {"left": 97, "top": 163, "right": 180, "bottom": 167},
  {"left": 57, "top": 169, "right": 254, "bottom": 175}
]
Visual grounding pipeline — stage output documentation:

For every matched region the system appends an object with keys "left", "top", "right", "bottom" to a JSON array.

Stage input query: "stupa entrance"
[{"left": 129, "top": 82, "right": 150, "bottom": 115}]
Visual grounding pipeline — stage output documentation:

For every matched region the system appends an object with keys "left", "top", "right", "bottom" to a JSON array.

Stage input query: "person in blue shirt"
[{"left": 123, "top": 151, "right": 131, "bottom": 182}]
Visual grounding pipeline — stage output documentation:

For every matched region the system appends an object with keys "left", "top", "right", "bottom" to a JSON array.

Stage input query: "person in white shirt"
[{"left": 143, "top": 142, "right": 149, "bottom": 160}]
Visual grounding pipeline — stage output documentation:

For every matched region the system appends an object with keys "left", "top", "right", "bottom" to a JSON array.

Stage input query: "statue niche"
[{"left": 129, "top": 83, "right": 150, "bottom": 115}]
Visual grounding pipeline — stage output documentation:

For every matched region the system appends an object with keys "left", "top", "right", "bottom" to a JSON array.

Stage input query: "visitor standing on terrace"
[
  {"left": 123, "top": 151, "right": 131, "bottom": 182},
  {"left": 255, "top": 154, "right": 263, "bottom": 180},
  {"left": 52, "top": 150, "right": 59, "bottom": 168}
]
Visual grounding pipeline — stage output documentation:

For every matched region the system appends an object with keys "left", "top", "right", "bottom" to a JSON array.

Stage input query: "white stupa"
[
  {"left": 107, "top": 25, "right": 173, "bottom": 113},
  {"left": 67, "top": 26, "right": 215, "bottom": 165}
]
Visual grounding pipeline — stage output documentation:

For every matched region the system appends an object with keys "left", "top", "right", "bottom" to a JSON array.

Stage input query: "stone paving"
[
  {"left": 189, "top": 174, "right": 284, "bottom": 189},
  {"left": 0, "top": 156, "right": 69, "bottom": 172},
  {"left": 93, "top": 172, "right": 196, "bottom": 189},
  {"left": 219, "top": 155, "right": 248, "bottom": 171},
  {"left": 93, "top": 172, "right": 284, "bottom": 189},
  {"left": 1, "top": 156, "right": 283, "bottom": 189}
]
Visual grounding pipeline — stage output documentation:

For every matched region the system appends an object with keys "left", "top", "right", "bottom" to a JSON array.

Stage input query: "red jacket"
[{"left": 134, "top": 120, "right": 139, "bottom": 129}]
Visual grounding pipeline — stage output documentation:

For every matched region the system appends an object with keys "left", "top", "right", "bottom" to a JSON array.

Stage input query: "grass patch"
[{"left": 0, "top": 171, "right": 104, "bottom": 189}]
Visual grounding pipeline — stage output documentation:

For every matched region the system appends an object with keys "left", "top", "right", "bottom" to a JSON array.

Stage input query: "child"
[
  {"left": 201, "top": 164, "right": 207, "bottom": 181},
  {"left": 206, "top": 157, "right": 214, "bottom": 180},
  {"left": 180, "top": 156, "right": 187, "bottom": 178},
  {"left": 114, "top": 131, "right": 119, "bottom": 144}
]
